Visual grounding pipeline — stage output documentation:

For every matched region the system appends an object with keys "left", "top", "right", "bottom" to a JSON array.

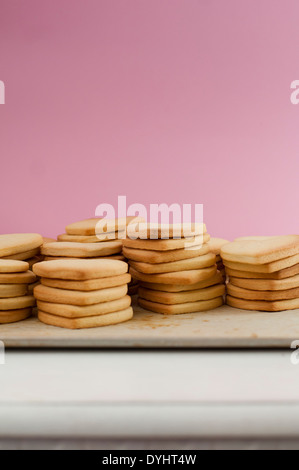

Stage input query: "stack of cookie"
[
  {"left": 42, "top": 217, "right": 142, "bottom": 262},
  {"left": 123, "top": 223, "right": 225, "bottom": 314},
  {"left": 0, "top": 260, "right": 36, "bottom": 324},
  {"left": 33, "top": 259, "right": 133, "bottom": 329},
  {"left": 222, "top": 235, "right": 299, "bottom": 312},
  {"left": 208, "top": 238, "right": 230, "bottom": 282}
]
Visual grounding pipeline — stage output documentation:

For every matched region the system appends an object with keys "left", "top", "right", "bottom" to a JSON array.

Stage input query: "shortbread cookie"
[
  {"left": 223, "top": 254, "right": 299, "bottom": 274},
  {"left": 208, "top": 238, "right": 230, "bottom": 255},
  {"left": 226, "top": 264, "right": 299, "bottom": 280},
  {"left": 140, "top": 272, "right": 224, "bottom": 292},
  {"left": 0, "top": 271, "right": 36, "bottom": 284},
  {"left": 123, "top": 244, "right": 209, "bottom": 264},
  {"left": 227, "top": 283, "right": 299, "bottom": 301},
  {"left": 33, "top": 259, "right": 128, "bottom": 280},
  {"left": 138, "top": 297, "right": 223, "bottom": 314},
  {"left": 0, "top": 295, "right": 35, "bottom": 310},
  {"left": 0, "top": 259, "right": 29, "bottom": 273},
  {"left": 127, "top": 222, "right": 207, "bottom": 240},
  {"left": 139, "top": 284, "right": 225, "bottom": 305},
  {"left": 43, "top": 254, "right": 126, "bottom": 261},
  {"left": 0, "top": 234, "right": 43, "bottom": 257},
  {"left": 38, "top": 307, "right": 133, "bottom": 329},
  {"left": 221, "top": 236, "right": 299, "bottom": 265},
  {"left": 41, "top": 241, "right": 122, "bottom": 258},
  {"left": 130, "top": 265, "right": 217, "bottom": 285},
  {"left": 226, "top": 295, "right": 299, "bottom": 312},
  {"left": 41, "top": 273, "right": 131, "bottom": 291},
  {"left": 229, "top": 274, "right": 299, "bottom": 291},
  {"left": 0, "top": 284, "right": 28, "bottom": 298},
  {"left": 37, "top": 296, "right": 132, "bottom": 318},
  {"left": 123, "top": 234, "right": 210, "bottom": 251},
  {"left": 34, "top": 284, "right": 128, "bottom": 306},
  {"left": 129, "top": 253, "right": 216, "bottom": 274},
  {"left": 2, "top": 248, "right": 40, "bottom": 261},
  {"left": 66, "top": 217, "right": 143, "bottom": 236},
  {"left": 0, "top": 308, "right": 32, "bottom": 324},
  {"left": 57, "top": 233, "right": 125, "bottom": 243}
]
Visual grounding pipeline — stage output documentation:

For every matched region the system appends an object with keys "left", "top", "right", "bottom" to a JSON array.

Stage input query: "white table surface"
[{"left": 0, "top": 348, "right": 299, "bottom": 444}]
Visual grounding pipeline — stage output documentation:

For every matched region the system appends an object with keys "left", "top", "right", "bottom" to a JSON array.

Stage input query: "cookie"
[
  {"left": 221, "top": 236, "right": 299, "bottom": 265},
  {"left": 122, "top": 244, "right": 209, "bottom": 263},
  {"left": 126, "top": 222, "right": 207, "bottom": 240},
  {"left": 33, "top": 259, "right": 128, "bottom": 280},
  {"left": 208, "top": 238, "right": 230, "bottom": 255},
  {"left": 41, "top": 241, "right": 122, "bottom": 258},
  {"left": 0, "top": 271, "right": 36, "bottom": 284},
  {"left": 43, "top": 254, "right": 126, "bottom": 261},
  {"left": 57, "top": 233, "right": 125, "bottom": 243},
  {"left": 43, "top": 237, "right": 56, "bottom": 244},
  {"left": 2, "top": 247, "right": 40, "bottom": 261},
  {"left": 130, "top": 265, "right": 217, "bottom": 285},
  {"left": 0, "top": 308, "right": 32, "bottom": 324},
  {"left": 0, "top": 259, "right": 29, "bottom": 273},
  {"left": 226, "top": 264, "right": 299, "bottom": 280},
  {"left": 129, "top": 253, "right": 216, "bottom": 274},
  {"left": 38, "top": 307, "right": 133, "bottom": 329},
  {"left": 123, "top": 234, "right": 210, "bottom": 251},
  {"left": 34, "top": 284, "right": 128, "bottom": 306},
  {"left": 227, "top": 283, "right": 299, "bottom": 301},
  {"left": 138, "top": 297, "right": 223, "bottom": 314},
  {"left": 0, "top": 234, "right": 43, "bottom": 257},
  {"left": 66, "top": 217, "right": 143, "bottom": 236},
  {"left": 229, "top": 274, "right": 299, "bottom": 291},
  {"left": 140, "top": 272, "right": 224, "bottom": 292},
  {"left": 226, "top": 295, "right": 299, "bottom": 312},
  {"left": 223, "top": 254, "right": 299, "bottom": 274},
  {"left": 40, "top": 273, "right": 131, "bottom": 291},
  {"left": 0, "top": 295, "right": 35, "bottom": 310},
  {"left": 139, "top": 284, "right": 225, "bottom": 305},
  {"left": 37, "top": 295, "right": 132, "bottom": 318},
  {"left": 0, "top": 284, "right": 28, "bottom": 298}
]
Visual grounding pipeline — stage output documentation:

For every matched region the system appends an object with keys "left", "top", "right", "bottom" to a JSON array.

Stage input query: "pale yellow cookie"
[
  {"left": 226, "top": 264, "right": 299, "bottom": 280},
  {"left": 139, "top": 284, "right": 225, "bottom": 305},
  {"left": 123, "top": 244, "right": 209, "bottom": 264},
  {"left": 41, "top": 241, "right": 122, "bottom": 258},
  {"left": 0, "top": 259, "right": 29, "bottom": 273},
  {"left": 223, "top": 254, "right": 299, "bottom": 274},
  {"left": 0, "top": 308, "right": 32, "bottom": 324},
  {"left": 38, "top": 307, "right": 133, "bottom": 329},
  {"left": 0, "top": 295, "right": 35, "bottom": 310},
  {"left": 126, "top": 222, "right": 207, "bottom": 240},
  {"left": 129, "top": 253, "right": 216, "bottom": 274},
  {"left": 130, "top": 265, "right": 217, "bottom": 285},
  {"left": 227, "top": 283, "right": 299, "bottom": 301},
  {"left": 0, "top": 234, "right": 43, "bottom": 257},
  {"left": 140, "top": 272, "right": 224, "bottom": 292},
  {"left": 37, "top": 295, "right": 132, "bottom": 318},
  {"left": 0, "top": 284, "right": 28, "bottom": 298},
  {"left": 123, "top": 234, "right": 210, "bottom": 251},
  {"left": 40, "top": 273, "right": 131, "bottom": 291},
  {"left": 221, "top": 236, "right": 299, "bottom": 265},
  {"left": 43, "top": 254, "right": 126, "bottom": 261},
  {"left": 2, "top": 247, "right": 40, "bottom": 261},
  {"left": 33, "top": 259, "right": 128, "bottom": 280},
  {"left": 229, "top": 274, "right": 299, "bottom": 291},
  {"left": 138, "top": 297, "right": 223, "bottom": 315},
  {"left": 34, "top": 284, "right": 128, "bottom": 306},
  {"left": 226, "top": 295, "right": 299, "bottom": 312},
  {"left": 0, "top": 271, "right": 36, "bottom": 284},
  {"left": 57, "top": 233, "right": 125, "bottom": 243},
  {"left": 66, "top": 217, "right": 143, "bottom": 236},
  {"left": 208, "top": 238, "right": 230, "bottom": 255}
]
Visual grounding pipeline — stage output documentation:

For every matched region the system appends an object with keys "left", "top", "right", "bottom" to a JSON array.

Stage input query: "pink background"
[{"left": 0, "top": 0, "right": 298, "bottom": 241}]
